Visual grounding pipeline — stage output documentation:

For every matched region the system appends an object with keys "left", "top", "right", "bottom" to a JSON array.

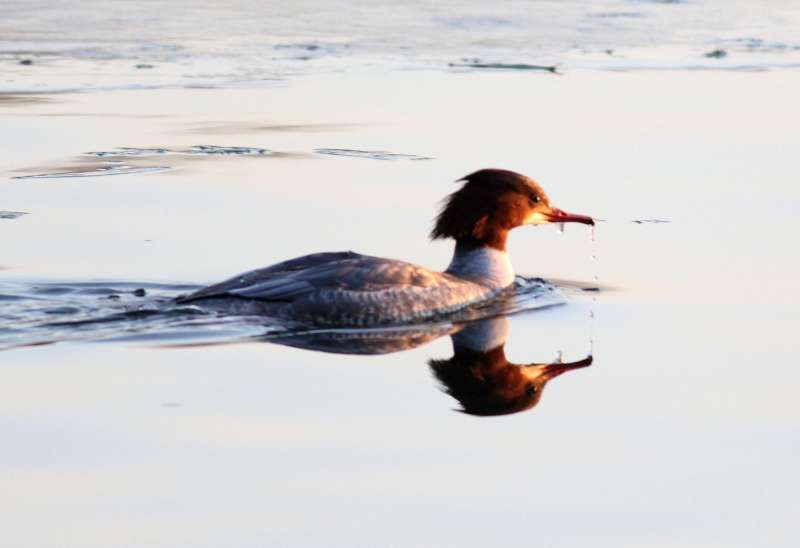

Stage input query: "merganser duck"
[{"left": 177, "top": 169, "right": 593, "bottom": 326}]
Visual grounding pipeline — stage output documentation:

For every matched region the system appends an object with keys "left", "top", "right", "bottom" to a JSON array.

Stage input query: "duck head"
[{"left": 431, "top": 168, "right": 593, "bottom": 250}]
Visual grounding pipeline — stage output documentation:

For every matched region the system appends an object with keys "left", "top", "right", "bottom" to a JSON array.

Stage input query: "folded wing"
[{"left": 178, "top": 251, "right": 448, "bottom": 304}]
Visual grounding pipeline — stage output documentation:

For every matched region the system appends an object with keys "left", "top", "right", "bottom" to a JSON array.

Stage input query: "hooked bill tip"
[{"left": 546, "top": 207, "right": 594, "bottom": 226}]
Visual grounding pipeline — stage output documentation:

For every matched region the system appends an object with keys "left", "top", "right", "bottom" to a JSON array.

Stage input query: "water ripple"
[
  {"left": 313, "top": 148, "right": 432, "bottom": 160},
  {"left": 0, "top": 276, "right": 567, "bottom": 351},
  {"left": 13, "top": 165, "right": 171, "bottom": 179},
  {"left": 0, "top": 211, "right": 29, "bottom": 219}
]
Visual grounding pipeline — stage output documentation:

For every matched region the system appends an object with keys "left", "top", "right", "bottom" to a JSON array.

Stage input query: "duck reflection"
[
  {"left": 429, "top": 318, "right": 591, "bottom": 416},
  {"left": 266, "top": 315, "right": 591, "bottom": 416}
]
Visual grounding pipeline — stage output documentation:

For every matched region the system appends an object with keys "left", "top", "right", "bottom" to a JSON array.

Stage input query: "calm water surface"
[{"left": 2, "top": 15, "right": 800, "bottom": 548}]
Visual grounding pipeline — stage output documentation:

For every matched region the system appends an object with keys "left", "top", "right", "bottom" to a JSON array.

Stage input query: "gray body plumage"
[{"left": 177, "top": 250, "right": 515, "bottom": 327}]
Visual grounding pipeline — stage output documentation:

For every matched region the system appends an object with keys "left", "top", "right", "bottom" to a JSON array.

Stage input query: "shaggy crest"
[{"left": 430, "top": 168, "right": 548, "bottom": 249}]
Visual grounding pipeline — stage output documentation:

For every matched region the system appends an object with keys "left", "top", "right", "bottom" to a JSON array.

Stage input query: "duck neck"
[{"left": 445, "top": 240, "right": 515, "bottom": 289}]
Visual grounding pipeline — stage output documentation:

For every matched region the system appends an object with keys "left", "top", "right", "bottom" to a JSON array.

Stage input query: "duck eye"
[
  {"left": 526, "top": 385, "right": 537, "bottom": 396},
  {"left": 529, "top": 196, "right": 540, "bottom": 205}
]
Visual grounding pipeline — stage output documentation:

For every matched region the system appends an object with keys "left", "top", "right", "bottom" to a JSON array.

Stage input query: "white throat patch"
[{"left": 445, "top": 246, "right": 515, "bottom": 289}]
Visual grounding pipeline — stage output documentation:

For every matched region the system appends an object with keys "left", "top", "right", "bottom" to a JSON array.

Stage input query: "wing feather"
[
  {"left": 229, "top": 279, "right": 314, "bottom": 300},
  {"left": 177, "top": 251, "right": 447, "bottom": 304}
]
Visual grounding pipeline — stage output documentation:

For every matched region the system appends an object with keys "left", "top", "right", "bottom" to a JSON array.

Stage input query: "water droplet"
[
  {"left": 589, "top": 224, "right": 598, "bottom": 282},
  {"left": 557, "top": 222, "right": 565, "bottom": 234}
]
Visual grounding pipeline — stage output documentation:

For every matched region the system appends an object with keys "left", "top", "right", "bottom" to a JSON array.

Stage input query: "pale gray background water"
[{"left": 2, "top": 2, "right": 800, "bottom": 547}]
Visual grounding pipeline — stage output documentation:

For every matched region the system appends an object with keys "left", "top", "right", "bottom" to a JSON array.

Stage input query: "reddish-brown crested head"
[{"left": 430, "top": 168, "right": 593, "bottom": 250}]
